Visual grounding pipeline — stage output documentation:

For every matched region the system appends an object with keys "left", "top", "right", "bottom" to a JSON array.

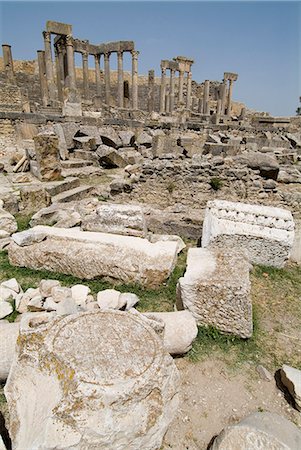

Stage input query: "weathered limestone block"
[
  {"left": 202, "top": 200, "right": 295, "bottom": 268},
  {"left": 81, "top": 203, "right": 147, "bottom": 237},
  {"left": 235, "top": 152, "right": 280, "bottom": 180},
  {"left": 5, "top": 310, "right": 180, "bottom": 450},
  {"left": 152, "top": 134, "right": 179, "bottom": 158},
  {"left": 291, "top": 219, "right": 301, "bottom": 264},
  {"left": 0, "top": 207, "right": 17, "bottom": 235},
  {"left": 0, "top": 321, "right": 19, "bottom": 381},
  {"left": 99, "top": 127, "right": 122, "bottom": 148},
  {"left": 19, "top": 184, "right": 51, "bottom": 214},
  {"left": 143, "top": 311, "right": 198, "bottom": 355},
  {"left": 177, "top": 247, "right": 252, "bottom": 338},
  {"left": 96, "top": 144, "right": 127, "bottom": 168},
  {"left": 280, "top": 364, "right": 301, "bottom": 411},
  {"left": 210, "top": 412, "right": 301, "bottom": 450},
  {"left": 9, "top": 226, "right": 178, "bottom": 288},
  {"left": 33, "top": 132, "right": 62, "bottom": 181}
]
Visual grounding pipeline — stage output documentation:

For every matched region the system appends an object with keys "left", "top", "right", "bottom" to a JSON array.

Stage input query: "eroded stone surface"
[
  {"left": 177, "top": 247, "right": 252, "bottom": 338},
  {"left": 8, "top": 226, "right": 178, "bottom": 287},
  {"left": 202, "top": 200, "right": 295, "bottom": 267},
  {"left": 210, "top": 412, "right": 301, "bottom": 450},
  {"left": 0, "top": 321, "right": 19, "bottom": 381},
  {"left": 5, "top": 310, "right": 180, "bottom": 450}
]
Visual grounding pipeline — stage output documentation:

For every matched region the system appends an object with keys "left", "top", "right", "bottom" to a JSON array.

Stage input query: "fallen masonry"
[
  {"left": 176, "top": 247, "right": 252, "bottom": 338},
  {"left": 5, "top": 310, "right": 180, "bottom": 450},
  {"left": 202, "top": 200, "right": 295, "bottom": 268},
  {"left": 210, "top": 412, "right": 301, "bottom": 450},
  {"left": 8, "top": 226, "right": 178, "bottom": 287}
]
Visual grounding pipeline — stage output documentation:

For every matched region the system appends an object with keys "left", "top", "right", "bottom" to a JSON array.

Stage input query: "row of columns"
[
  {"left": 159, "top": 68, "right": 192, "bottom": 114},
  {"left": 40, "top": 30, "right": 140, "bottom": 110}
]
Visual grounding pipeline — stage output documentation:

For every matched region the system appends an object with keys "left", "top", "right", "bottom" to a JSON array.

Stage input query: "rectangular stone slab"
[
  {"left": 8, "top": 226, "right": 178, "bottom": 288},
  {"left": 177, "top": 247, "right": 252, "bottom": 338},
  {"left": 202, "top": 200, "right": 295, "bottom": 268}
]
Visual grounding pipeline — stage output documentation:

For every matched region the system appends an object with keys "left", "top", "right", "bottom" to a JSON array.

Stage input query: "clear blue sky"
[{"left": 0, "top": 1, "right": 300, "bottom": 116}]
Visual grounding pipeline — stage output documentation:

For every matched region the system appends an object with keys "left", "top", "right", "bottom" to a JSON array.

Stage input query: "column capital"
[
  {"left": 117, "top": 50, "right": 123, "bottom": 58},
  {"left": 170, "top": 68, "right": 175, "bottom": 75},
  {"left": 131, "top": 50, "right": 139, "bottom": 59},
  {"left": 82, "top": 51, "right": 89, "bottom": 61},
  {"left": 95, "top": 53, "right": 100, "bottom": 63},
  {"left": 161, "top": 67, "right": 166, "bottom": 75},
  {"left": 104, "top": 52, "right": 111, "bottom": 60},
  {"left": 187, "top": 71, "right": 192, "bottom": 79},
  {"left": 43, "top": 31, "right": 51, "bottom": 43},
  {"left": 65, "top": 34, "right": 74, "bottom": 47}
]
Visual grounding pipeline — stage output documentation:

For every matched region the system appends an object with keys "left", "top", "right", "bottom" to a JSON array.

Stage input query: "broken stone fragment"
[
  {"left": 0, "top": 301, "right": 13, "bottom": 319},
  {"left": 143, "top": 310, "right": 198, "bottom": 355},
  {"left": 210, "top": 412, "right": 301, "bottom": 450},
  {"left": 56, "top": 297, "right": 77, "bottom": 316},
  {"left": 0, "top": 321, "right": 19, "bottom": 381},
  {"left": 11, "top": 228, "right": 46, "bottom": 247},
  {"left": 39, "top": 279, "right": 61, "bottom": 298},
  {"left": 71, "top": 284, "right": 91, "bottom": 307},
  {"left": 97, "top": 289, "right": 127, "bottom": 310},
  {"left": 1, "top": 278, "right": 20, "bottom": 293},
  {"left": 0, "top": 208, "right": 17, "bottom": 235},
  {"left": 280, "top": 364, "right": 301, "bottom": 411}
]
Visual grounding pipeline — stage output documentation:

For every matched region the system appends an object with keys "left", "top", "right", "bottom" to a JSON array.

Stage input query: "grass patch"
[
  {"left": 15, "top": 214, "right": 32, "bottom": 232},
  {"left": 209, "top": 177, "right": 223, "bottom": 191}
]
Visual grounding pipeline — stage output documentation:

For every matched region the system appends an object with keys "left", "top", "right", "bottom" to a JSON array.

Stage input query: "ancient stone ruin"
[{"left": 0, "top": 16, "right": 301, "bottom": 450}]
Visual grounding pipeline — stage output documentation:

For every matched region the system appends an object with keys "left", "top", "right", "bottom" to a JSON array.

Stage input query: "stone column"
[
  {"left": 169, "top": 69, "right": 175, "bottom": 113},
  {"left": 178, "top": 70, "right": 184, "bottom": 104},
  {"left": 56, "top": 42, "right": 65, "bottom": 90},
  {"left": 198, "top": 98, "right": 203, "bottom": 113},
  {"left": 82, "top": 51, "right": 89, "bottom": 100},
  {"left": 131, "top": 50, "right": 139, "bottom": 109},
  {"left": 117, "top": 51, "right": 124, "bottom": 108},
  {"left": 148, "top": 69, "right": 155, "bottom": 113},
  {"left": 37, "top": 50, "right": 49, "bottom": 107},
  {"left": 65, "top": 34, "right": 76, "bottom": 92},
  {"left": 220, "top": 79, "right": 227, "bottom": 115},
  {"left": 2, "top": 44, "right": 15, "bottom": 83},
  {"left": 227, "top": 79, "right": 233, "bottom": 117},
  {"left": 43, "top": 31, "right": 56, "bottom": 101},
  {"left": 203, "top": 79, "right": 210, "bottom": 115},
  {"left": 186, "top": 71, "right": 192, "bottom": 109},
  {"left": 94, "top": 54, "right": 101, "bottom": 96},
  {"left": 216, "top": 98, "right": 222, "bottom": 116},
  {"left": 159, "top": 67, "right": 166, "bottom": 113},
  {"left": 54, "top": 47, "right": 63, "bottom": 103},
  {"left": 104, "top": 52, "right": 111, "bottom": 106},
  {"left": 165, "top": 90, "right": 170, "bottom": 114}
]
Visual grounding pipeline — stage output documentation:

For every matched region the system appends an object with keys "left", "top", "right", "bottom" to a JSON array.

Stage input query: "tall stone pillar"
[
  {"left": 186, "top": 71, "right": 192, "bottom": 109},
  {"left": 165, "top": 89, "right": 170, "bottom": 114},
  {"left": 169, "top": 69, "right": 175, "bottom": 113},
  {"left": 94, "top": 54, "right": 101, "bottom": 96},
  {"left": 117, "top": 51, "right": 124, "bottom": 108},
  {"left": 131, "top": 50, "right": 139, "bottom": 109},
  {"left": 65, "top": 34, "right": 76, "bottom": 92},
  {"left": 220, "top": 79, "right": 227, "bottom": 115},
  {"left": 160, "top": 67, "right": 166, "bottom": 113},
  {"left": 82, "top": 51, "right": 89, "bottom": 100},
  {"left": 198, "top": 98, "right": 203, "bottom": 114},
  {"left": 54, "top": 47, "right": 63, "bottom": 103},
  {"left": 43, "top": 31, "right": 56, "bottom": 101},
  {"left": 37, "top": 50, "right": 49, "bottom": 107},
  {"left": 227, "top": 79, "right": 233, "bottom": 117},
  {"left": 57, "top": 42, "right": 65, "bottom": 91},
  {"left": 216, "top": 98, "right": 222, "bottom": 116},
  {"left": 2, "top": 44, "right": 15, "bottom": 83},
  {"left": 203, "top": 79, "right": 210, "bottom": 115},
  {"left": 148, "top": 69, "right": 155, "bottom": 113},
  {"left": 104, "top": 52, "right": 111, "bottom": 106},
  {"left": 178, "top": 70, "right": 184, "bottom": 104}
]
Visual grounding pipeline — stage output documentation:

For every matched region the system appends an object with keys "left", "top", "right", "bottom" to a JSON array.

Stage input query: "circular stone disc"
[{"left": 51, "top": 311, "right": 160, "bottom": 385}]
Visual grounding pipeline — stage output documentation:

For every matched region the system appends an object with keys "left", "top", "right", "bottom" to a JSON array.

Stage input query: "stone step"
[
  {"left": 44, "top": 177, "right": 80, "bottom": 197},
  {"left": 71, "top": 150, "right": 99, "bottom": 163},
  {"left": 61, "top": 166, "right": 103, "bottom": 178},
  {"left": 39, "top": 106, "right": 62, "bottom": 115},
  {"left": 52, "top": 185, "right": 94, "bottom": 203},
  {"left": 61, "top": 159, "right": 94, "bottom": 169}
]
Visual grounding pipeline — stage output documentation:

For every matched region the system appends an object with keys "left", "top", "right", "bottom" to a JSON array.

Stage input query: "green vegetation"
[
  {"left": 15, "top": 214, "right": 32, "bottom": 232},
  {"left": 167, "top": 181, "right": 176, "bottom": 194},
  {"left": 209, "top": 177, "right": 223, "bottom": 191}
]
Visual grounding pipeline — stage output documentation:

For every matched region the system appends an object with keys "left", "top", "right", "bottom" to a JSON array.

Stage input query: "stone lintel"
[
  {"left": 224, "top": 72, "right": 238, "bottom": 81},
  {"left": 161, "top": 60, "right": 179, "bottom": 71},
  {"left": 46, "top": 20, "right": 72, "bottom": 36},
  {"left": 73, "top": 39, "right": 90, "bottom": 54}
]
